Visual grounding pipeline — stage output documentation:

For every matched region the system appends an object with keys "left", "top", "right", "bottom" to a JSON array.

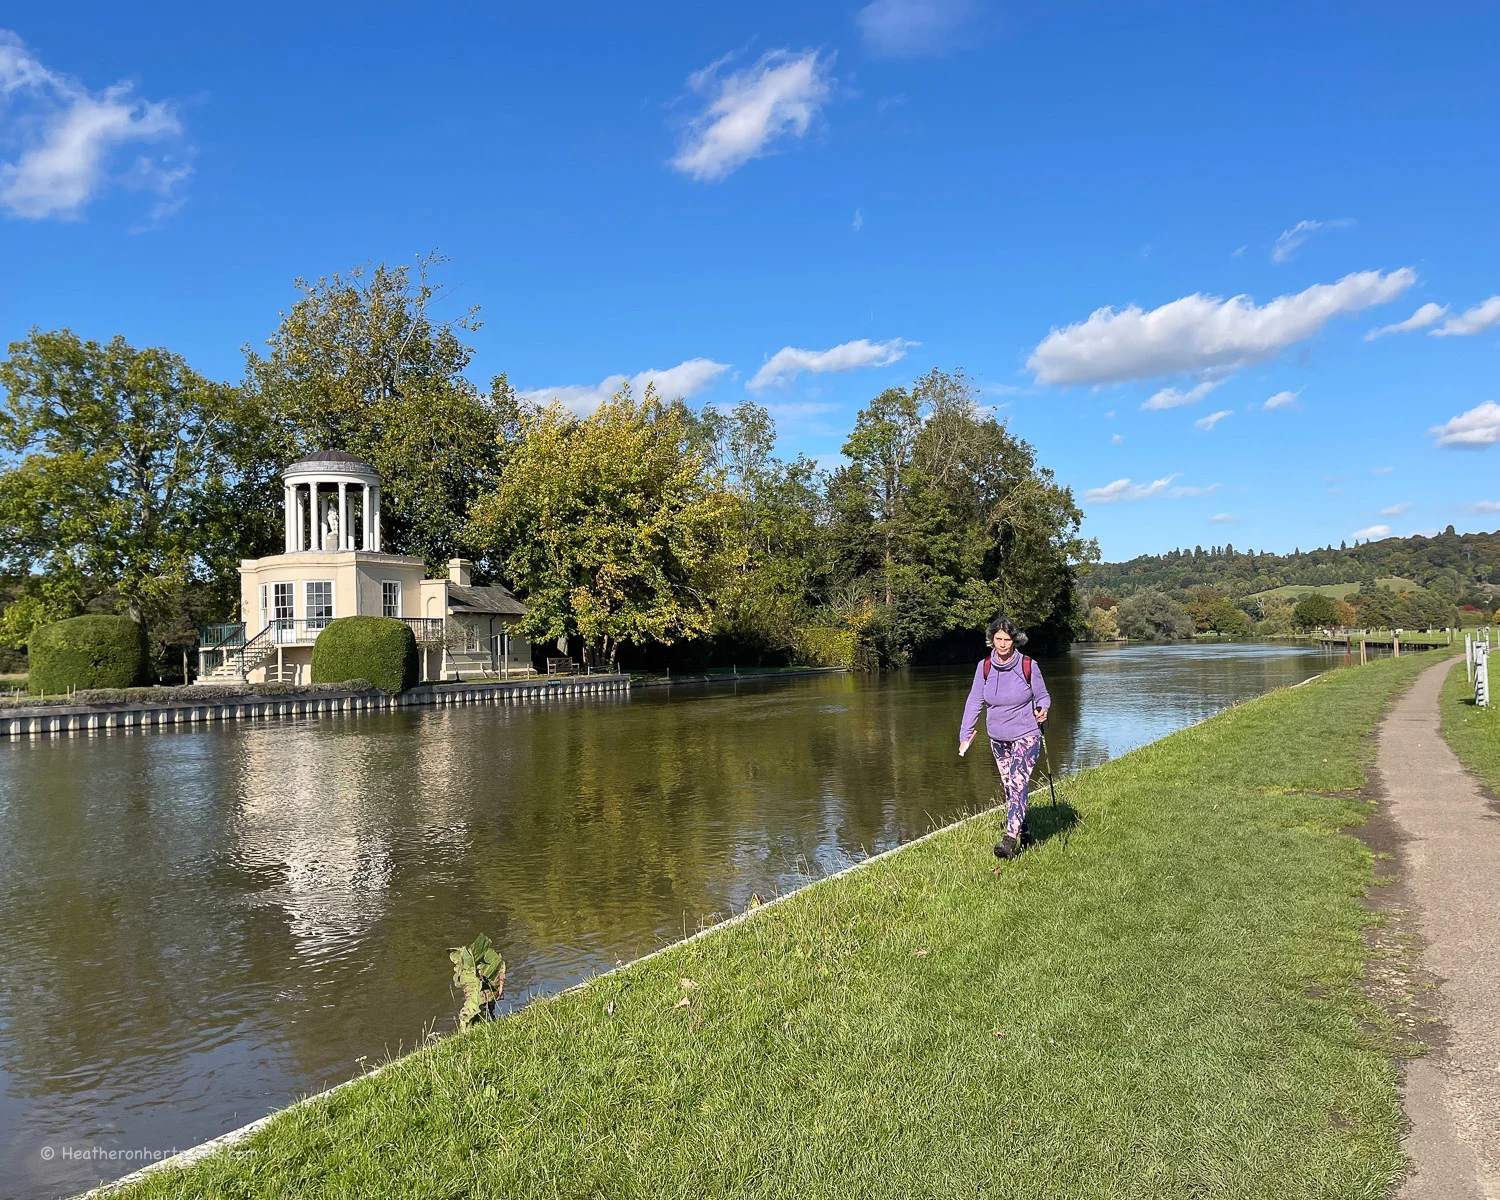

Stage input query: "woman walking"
[{"left": 960, "top": 615, "right": 1050, "bottom": 861}]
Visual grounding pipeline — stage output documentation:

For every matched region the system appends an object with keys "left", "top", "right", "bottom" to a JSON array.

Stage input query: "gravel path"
[{"left": 1383, "top": 658, "right": 1500, "bottom": 1199}]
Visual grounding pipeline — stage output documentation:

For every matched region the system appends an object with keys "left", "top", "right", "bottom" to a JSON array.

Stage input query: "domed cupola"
[{"left": 280, "top": 452, "right": 383, "bottom": 553}]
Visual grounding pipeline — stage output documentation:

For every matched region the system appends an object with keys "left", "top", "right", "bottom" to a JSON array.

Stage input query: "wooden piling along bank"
[{"left": 0, "top": 675, "right": 630, "bottom": 739}]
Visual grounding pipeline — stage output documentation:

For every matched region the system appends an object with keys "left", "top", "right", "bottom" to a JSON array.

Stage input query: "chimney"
[{"left": 448, "top": 558, "right": 472, "bottom": 587}]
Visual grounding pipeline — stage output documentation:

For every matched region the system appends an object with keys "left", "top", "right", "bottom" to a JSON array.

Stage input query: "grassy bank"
[
  {"left": 1439, "top": 658, "right": 1500, "bottom": 793},
  {"left": 118, "top": 654, "right": 1441, "bottom": 1200}
]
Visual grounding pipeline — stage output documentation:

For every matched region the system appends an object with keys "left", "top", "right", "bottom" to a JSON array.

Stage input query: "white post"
[
  {"left": 361, "top": 484, "right": 371, "bottom": 551},
  {"left": 284, "top": 485, "right": 295, "bottom": 553},
  {"left": 372, "top": 486, "right": 381, "bottom": 552},
  {"left": 337, "top": 482, "right": 348, "bottom": 550}
]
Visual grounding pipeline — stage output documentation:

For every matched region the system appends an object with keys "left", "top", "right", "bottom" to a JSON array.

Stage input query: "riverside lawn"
[
  {"left": 1440, "top": 658, "right": 1500, "bottom": 793},
  {"left": 117, "top": 653, "right": 1441, "bottom": 1200}
]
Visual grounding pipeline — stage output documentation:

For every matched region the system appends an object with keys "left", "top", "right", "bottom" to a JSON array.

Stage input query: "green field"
[
  {"left": 118, "top": 652, "right": 1444, "bottom": 1200},
  {"left": 1245, "top": 577, "right": 1421, "bottom": 603},
  {"left": 1440, "top": 658, "right": 1500, "bottom": 794}
]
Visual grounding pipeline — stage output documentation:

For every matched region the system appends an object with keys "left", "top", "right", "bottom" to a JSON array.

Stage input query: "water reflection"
[{"left": 0, "top": 643, "right": 1334, "bottom": 1197}]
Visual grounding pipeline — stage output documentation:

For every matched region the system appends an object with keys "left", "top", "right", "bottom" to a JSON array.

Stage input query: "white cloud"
[
  {"left": 1371, "top": 466, "right": 1393, "bottom": 475},
  {"left": 1428, "top": 401, "right": 1500, "bottom": 449},
  {"left": 1379, "top": 503, "right": 1411, "bottom": 517},
  {"left": 0, "top": 30, "right": 188, "bottom": 220},
  {"left": 1271, "top": 218, "right": 1351, "bottom": 264},
  {"left": 1027, "top": 269, "right": 1415, "bottom": 387},
  {"left": 748, "top": 337, "right": 913, "bottom": 391},
  {"left": 1354, "top": 524, "right": 1392, "bottom": 539},
  {"left": 1194, "top": 409, "right": 1233, "bottom": 431},
  {"left": 1208, "top": 513, "right": 1241, "bottom": 524},
  {"left": 519, "top": 358, "right": 731, "bottom": 416},
  {"left": 1082, "top": 476, "right": 1218, "bottom": 504},
  {"left": 1365, "top": 301, "right": 1448, "bottom": 340},
  {"left": 1431, "top": 296, "right": 1500, "bottom": 338},
  {"left": 1083, "top": 475, "right": 1178, "bottom": 504},
  {"left": 1261, "top": 389, "right": 1301, "bottom": 410},
  {"left": 851, "top": 207, "right": 863, "bottom": 232},
  {"left": 670, "top": 49, "right": 831, "bottom": 182},
  {"left": 1110, "top": 433, "right": 1123, "bottom": 445},
  {"left": 1470, "top": 500, "right": 1500, "bottom": 514},
  {"left": 1142, "top": 379, "right": 1222, "bottom": 411},
  {"left": 856, "top": 0, "right": 975, "bottom": 56}
]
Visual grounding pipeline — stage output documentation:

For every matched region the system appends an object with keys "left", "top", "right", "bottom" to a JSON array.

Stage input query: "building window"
[
  {"left": 382, "top": 580, "right": 401, "bottom": 618},
  {"left": 273, "top": 582, "right": 294, "bottom": 622},
  {"left": 306, "top": 580, "right": 334, "bottom": 629}
]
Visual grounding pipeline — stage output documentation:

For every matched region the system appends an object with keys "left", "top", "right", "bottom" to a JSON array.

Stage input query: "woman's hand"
[
  {"left": 959, "top": 734, "right": 974, "bottom": 757},
  {"left": 1035, "top": 707, "right": 1049, "bottom": 724}
]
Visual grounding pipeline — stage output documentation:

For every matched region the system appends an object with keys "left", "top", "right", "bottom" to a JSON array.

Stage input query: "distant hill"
[
  {"left": 1245, "top": 577, "right": 1421, "bottom": 603},
  {"left": 1086, "top": 527, "right": 1500, "bottom": 603}
]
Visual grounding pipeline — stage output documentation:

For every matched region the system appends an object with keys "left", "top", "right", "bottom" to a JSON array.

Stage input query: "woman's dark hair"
[{"left": 985, "top": 615, "right": 1028, "bottom": 647}]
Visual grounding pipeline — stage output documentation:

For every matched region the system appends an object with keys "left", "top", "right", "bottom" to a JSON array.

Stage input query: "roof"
[
  {"left": 282, "top": 450, "right": 381, "bottom": 478},
  {"left": 447, "top": 583, "right": 527, "bottom": 616}
]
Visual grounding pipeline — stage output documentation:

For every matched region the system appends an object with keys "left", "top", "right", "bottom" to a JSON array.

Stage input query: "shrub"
[
  {"left": 310, "top": 616, "right": 418, "bottom": 693},
  {"left": 790, "top": 625, "right": 857, "bottom": 668},
  {"left": 28, "top": 614, "right": 151, "bottom": 695}
]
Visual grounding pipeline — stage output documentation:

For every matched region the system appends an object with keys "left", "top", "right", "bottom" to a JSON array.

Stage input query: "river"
[{"left": 0, "top": 641, "right": 1337, "bottom": 1198}]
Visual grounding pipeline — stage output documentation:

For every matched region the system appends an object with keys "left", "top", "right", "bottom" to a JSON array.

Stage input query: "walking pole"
[{"left": 1038, "top": 721, "right": 1059, "bottom": 812}]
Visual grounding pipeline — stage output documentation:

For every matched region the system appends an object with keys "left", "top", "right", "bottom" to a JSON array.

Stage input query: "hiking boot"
[{"left": 993, "top": 833, "right": 1020, "bottom": 860}]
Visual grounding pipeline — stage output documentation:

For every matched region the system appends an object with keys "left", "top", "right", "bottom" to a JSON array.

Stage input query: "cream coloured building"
[{"left": 197, "top": 451, "right": 530, "bottom": 683}]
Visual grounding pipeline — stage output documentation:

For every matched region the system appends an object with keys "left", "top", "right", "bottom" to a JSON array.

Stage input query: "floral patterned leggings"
[{"left": 990, "top": 731, "right": 1042, "bottom": 838}]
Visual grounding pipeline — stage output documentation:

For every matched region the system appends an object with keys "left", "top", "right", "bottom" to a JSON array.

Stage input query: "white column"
[
  {"left": 362, "top": 484, "right": 372, "bottom": 551},
  {"left": 295, "top": 485, "right": 306, "bottom": 552},
  {"left": 372, "top": 486, "right": 381, "bottom": 552},
  {"left": 338, "top": 482, "right": 349, "bottom": 550},
  {"left": 284, "top": 485, "right": 294, "bottom": 553}
]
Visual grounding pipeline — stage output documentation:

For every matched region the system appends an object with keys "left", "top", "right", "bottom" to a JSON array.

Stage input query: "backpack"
[{"left": 981, "top": 654, "right": 1032, "bottom": 685}]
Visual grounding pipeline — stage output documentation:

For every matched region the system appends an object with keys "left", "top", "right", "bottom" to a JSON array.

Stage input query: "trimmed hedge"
[
  {"left": 311, "top": 616, "right": 419, "bottom": 694},
  {"left": 28, "top": 614, "right": 152, "bottom": 695}
]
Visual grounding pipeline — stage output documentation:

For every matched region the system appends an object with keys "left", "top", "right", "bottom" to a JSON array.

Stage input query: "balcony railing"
[{"left": 199, "top": 616, "right": 447, "bottom": 653}]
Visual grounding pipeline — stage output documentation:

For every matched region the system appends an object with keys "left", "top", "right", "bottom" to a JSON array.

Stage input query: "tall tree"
[
  {"left": 465, "top": 384, "right": 739, "bottom": 669},
  {"left": 0, "top": 329, "right": 253, "bottom": 660},
  {"left": 827, "top": 369, "right": 1093, "bottom": 663},
  {"left": 242, "top": 254, "right": 503, "bottom": 571},
  {"left": 699, "top": 400, "right": 826, "bottom": 655}
]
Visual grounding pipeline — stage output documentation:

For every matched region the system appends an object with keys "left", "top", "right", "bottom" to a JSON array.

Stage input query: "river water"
[{"left": 0, "top": 642, "right": 1336, "bottom": 1197}]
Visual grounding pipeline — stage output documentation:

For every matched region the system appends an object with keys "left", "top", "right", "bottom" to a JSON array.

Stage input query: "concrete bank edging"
[
  {"left": 631, "top": 666, "right": 847, "bottom": 688},
  {"left": 2, "top": 675, "right": 630, "bottom": 740}
]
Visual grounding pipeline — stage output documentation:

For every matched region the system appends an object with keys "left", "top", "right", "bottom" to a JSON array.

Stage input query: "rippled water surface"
[{"left": 0, "top": 642, "right": 1337, "bottom": 1197}]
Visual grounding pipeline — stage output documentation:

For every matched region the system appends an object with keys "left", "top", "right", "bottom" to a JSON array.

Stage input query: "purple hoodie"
[{"left": 960, "top": 652, "right": 1051, "bottom": 744}]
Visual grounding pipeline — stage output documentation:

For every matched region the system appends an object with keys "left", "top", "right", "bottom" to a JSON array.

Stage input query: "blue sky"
[{"left": 2, "top": 2, "right": 1498, "bottom": 560}]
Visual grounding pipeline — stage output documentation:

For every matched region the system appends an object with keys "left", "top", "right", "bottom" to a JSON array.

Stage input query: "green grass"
[
  {"left": 1246, "top": 577, "right": 1420, "bottom": 602},
  {"left": 1439, "top": 657, "right": 1500, "bottom": 794},
  {"left": 119, "top": 653, "right": 1445, "bottom": 1200}
]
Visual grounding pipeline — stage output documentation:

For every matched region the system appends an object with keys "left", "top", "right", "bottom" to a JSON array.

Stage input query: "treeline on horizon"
[
  {"left": 1078, "top": 530, "right": 1500, "bottom": 643},
  {"left": 1090, "top": 531, "right": 1500, "bottom": 601},
  {"left": 0, "top": 255, "right": 1094, "bottom": 680}
]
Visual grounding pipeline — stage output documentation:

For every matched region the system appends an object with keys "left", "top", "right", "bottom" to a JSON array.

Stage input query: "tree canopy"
[
  {"left": 465, "top": 384, "right": 739, "bottom": 669},
  {"left": 241, "top": 254, "right": 505, "bottom": 571},
  {"left": 0, "top": 329, "right": 252, "bottom": 660}
]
